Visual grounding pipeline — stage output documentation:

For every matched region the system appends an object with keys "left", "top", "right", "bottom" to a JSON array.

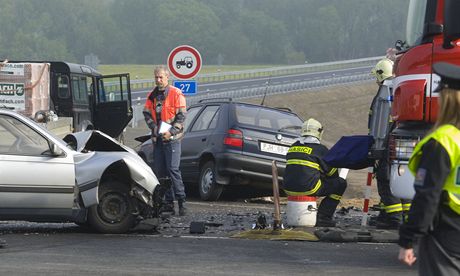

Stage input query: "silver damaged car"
[{"left": 0, "top": 108, "right": 167, "bottom": 233}]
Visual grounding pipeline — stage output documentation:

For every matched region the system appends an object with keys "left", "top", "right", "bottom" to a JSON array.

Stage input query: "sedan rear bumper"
[{"left": 215, "top": 152, "right": 286, "bottom": 187}]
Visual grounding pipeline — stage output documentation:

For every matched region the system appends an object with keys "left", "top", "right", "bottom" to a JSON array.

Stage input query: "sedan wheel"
[
  {"left": 87, "top": 181, "right": 135, "bottom": 233},
  {"left": 199, "top": 161, "right": 223, "bottom": 201}
]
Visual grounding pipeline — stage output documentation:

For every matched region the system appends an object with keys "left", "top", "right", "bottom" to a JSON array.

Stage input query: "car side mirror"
[
  {"left": 34, "top": 110, "right": 58, "bottom": 123},
  {"left": 394, "top": 40, "right": 407, "bottom": 51},
  {"left": 50, "top": 143, "right": 64, "bottom": 156}
]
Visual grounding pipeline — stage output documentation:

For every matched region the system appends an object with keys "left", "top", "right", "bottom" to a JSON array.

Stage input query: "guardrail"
[
  {"left": 126, "top": 56, "right": 383, "bottom": 91},
  {"left": 130, "top": 71, "right": 375, "bottom": 127}
]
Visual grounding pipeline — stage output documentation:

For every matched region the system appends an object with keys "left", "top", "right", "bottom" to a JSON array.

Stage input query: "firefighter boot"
[
  {"left": 376, "top": 211, "right": 402, "bottom": 230},
  {"left": 178, "top": 200, "right": 187, "bottom": 216},
  {"left": 159, "top": 202, "right": 175, "bottom": 216},
  {"left": 369, "top": 210, "right": 386, "bottom": 226},
  {"left": 315, "top": 213, "right": 337, "bottom": 227}
]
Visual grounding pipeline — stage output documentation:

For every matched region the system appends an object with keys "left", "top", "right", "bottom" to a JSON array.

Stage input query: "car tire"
[
  {"left": 199, "top": 161, "right": 224, "bottom": 201},
  {"left": 87, "top": 181, "right": 135, "bottom": 234}
]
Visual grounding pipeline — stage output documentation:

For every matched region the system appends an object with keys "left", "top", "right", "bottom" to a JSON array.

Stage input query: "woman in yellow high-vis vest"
[{"left": 398, "top": 62, "right": 460, "bottom": 275}]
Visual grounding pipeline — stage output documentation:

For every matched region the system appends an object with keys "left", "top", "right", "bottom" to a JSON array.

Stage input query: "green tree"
[{"left": 0, "top": 0, "right": 411, "bottom": 64}]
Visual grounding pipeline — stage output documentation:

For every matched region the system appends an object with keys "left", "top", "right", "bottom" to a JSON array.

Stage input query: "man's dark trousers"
[{"left": 153, "top": 139, "right": 186, "bottom": 203}]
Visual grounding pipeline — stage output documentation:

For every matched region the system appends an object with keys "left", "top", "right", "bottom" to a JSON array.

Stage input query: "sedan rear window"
[{"left": 235, "top": 105, "right": 302, "bottom": 132}]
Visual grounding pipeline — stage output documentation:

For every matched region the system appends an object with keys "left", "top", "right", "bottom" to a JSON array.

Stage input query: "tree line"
[{"left": 0, "top": 0, "right": 408, "bottom": 65}]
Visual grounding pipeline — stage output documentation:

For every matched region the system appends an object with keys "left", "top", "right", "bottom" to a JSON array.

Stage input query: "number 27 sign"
[{"left": 173, "top": 80, "right": 197, "bottom": 95}]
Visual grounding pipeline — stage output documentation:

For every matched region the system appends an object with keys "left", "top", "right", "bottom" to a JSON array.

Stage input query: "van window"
[
  {"left": 71, "top": 76, "right": 89, "bottom": 104},
  {"left": 57, "top": 75, "right": 70, "bottom": 99},
  {"left": 98, "top": 76, "right": 129, "bottom": 102}
]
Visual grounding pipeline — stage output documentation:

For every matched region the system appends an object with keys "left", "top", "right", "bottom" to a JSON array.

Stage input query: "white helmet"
[
  {"left": 301, "top": 118, "right": 323, "bottom": 140},
  {"left": 371, "top": 58, "right": 394, "bottom": 83}
]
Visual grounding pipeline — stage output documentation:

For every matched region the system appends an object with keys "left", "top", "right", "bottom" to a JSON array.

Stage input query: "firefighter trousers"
[
  {"left": 376, "top": 154, "right": 411, "bottom": 216},
  {"left": 315, "top": 176, "right": 347, "bottom": 219}
]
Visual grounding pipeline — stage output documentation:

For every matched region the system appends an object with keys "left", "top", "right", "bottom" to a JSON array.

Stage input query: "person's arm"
[
  {"left": 319, "top": 158, "right": 338, "bottom": 178},
  {"left": 398, "top": 139, "right": 451, "bottom": 248},
  {"left": 398, "top": 248, "right": 417, "bottom": 266},
  {"left": 162, "top": 91, "right": 186, "bottom": 140},
  {"left": 143, "top": 91, "right": 156, "bottom": 130},
  {"left": 169, "top": 107, "right": 186, "bottom": 136},
  {"left": 168, "top": 92, "right": 187, "bottom": 136},
  {"left": 317, "top": 145, "right": 339, "bottom": 178}
]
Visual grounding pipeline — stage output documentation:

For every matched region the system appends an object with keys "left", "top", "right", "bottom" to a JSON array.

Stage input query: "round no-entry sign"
[{"left": 167, "top": 45, "right": 202, "bottom": 80}]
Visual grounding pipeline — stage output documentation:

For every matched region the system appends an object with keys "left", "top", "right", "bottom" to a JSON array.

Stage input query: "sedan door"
[
  {"left": 181, "top": 105, "right": 221, "bottom": 182},
  {"left": 0, "top": 114, "right": 75, "bottom": 219}
]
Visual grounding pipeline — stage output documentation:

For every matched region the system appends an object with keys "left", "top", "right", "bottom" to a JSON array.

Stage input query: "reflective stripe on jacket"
[
  {"left": 409, "top": 124, "right": 460, "bottom": 214},
  {"left": 144, "top": 85, "right": 186, "bottom": 124},
  {"left": 283, "top": 140, "right": 337, "bottom": 194},
  {"left": 144, "top": 85, "right": 186, "bottom": 139}
]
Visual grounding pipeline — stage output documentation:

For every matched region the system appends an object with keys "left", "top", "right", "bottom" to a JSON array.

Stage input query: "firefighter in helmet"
[
  {"left": 370, "top": 57, "right": 412, "bottom": 229},
  {"left": 371, "top": 58, "right": 394, "bottom": 84},
  {"left": 283, "top": 118, "right": 347, "bottom": 227}
]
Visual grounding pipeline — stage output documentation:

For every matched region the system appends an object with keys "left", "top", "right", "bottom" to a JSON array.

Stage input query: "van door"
[
  {"left": 93, "top": 74, "right": 132, "bottom": 138},
  {"left": 70, "top": 75, "right": 93, "bottom": 132}
]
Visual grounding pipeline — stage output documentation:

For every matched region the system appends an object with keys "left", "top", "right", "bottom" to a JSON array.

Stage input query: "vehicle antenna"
[{"left": 260, "top": 76, "right": 271, "bottom": 106}]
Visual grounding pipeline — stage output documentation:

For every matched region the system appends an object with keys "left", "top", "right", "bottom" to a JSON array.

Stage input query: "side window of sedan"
[
  {"left": 0, "top": 115, "right": 50, "bottom": 156},
  {"left": 190, "top": 105, "right": 220, "bottom": 132},
  {"left": 184, "top": 106, "right": 201, "bottom": 133}
]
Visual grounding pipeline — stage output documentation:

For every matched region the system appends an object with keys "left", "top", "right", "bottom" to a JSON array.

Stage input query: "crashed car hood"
[
  {"left": 65, "top": 130, "right": 137, "bottom": 155},
  {"left": 65, "top": 130, "right": 158, "bottom": 194}
]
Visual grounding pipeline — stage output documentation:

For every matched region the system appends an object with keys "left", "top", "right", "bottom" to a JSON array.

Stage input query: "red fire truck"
[{"left": 389, "top": 0, "right": 460, "bottom": 198}]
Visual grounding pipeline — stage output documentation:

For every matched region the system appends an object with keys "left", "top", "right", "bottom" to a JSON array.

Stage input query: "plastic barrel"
[{"left": 286, "top": 195, "right": 317, "bottom": 227}]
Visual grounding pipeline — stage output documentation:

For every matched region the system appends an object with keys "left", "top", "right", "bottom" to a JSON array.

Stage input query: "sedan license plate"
[{"left": 260, "top": 142, "right": 289, "bottom": 156}]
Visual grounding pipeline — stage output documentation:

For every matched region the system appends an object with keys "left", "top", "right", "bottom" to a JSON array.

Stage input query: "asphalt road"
[
  {"left": 0, "top": 231, "right": 415, "bottom": 276},
  {"left": 0, "top": 199, "right": 416, "bottom": 276}
]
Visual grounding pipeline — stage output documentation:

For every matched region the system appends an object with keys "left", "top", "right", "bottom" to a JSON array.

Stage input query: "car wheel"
[
  {"left": 199, "top": 161, "right": 223, "bottom": 201},
  {"left": 87, "top": 181, "right": 135, "bottom": 233}
]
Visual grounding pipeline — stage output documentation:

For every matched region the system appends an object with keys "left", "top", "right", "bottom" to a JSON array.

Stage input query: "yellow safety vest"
[{"left": 408, "top": 124, "right": 460, "bottom": 214}]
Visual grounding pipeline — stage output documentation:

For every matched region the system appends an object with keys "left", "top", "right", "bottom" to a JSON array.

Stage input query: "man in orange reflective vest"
[{"left": 143, "top": 66, "right": 187, "bottom": 216}]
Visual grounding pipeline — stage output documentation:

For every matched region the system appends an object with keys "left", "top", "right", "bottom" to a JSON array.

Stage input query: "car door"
[
  {"left": 0, "top": 114, "right": 75, "bottom": 219},
  {"left": 181, "top": 104, "right": 221, "bottom": 182},
  {"left": 93, "top": 74, "right": 132, "bottom": 138}
]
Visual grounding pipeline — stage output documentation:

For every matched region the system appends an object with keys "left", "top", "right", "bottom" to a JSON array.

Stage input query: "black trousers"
[
  {"left": 314, "top": 177, "right": 347, "bottom": 218},
  {"left": 418, "top": 234, "right": 460, "bottom": 276},
  {"left": 153, "top": 139, "right": 186, "bottom": 203}
]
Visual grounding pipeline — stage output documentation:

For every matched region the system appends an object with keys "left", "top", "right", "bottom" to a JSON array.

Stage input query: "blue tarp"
[{"left": 323, "top": 135, "right": 374, "bottom": 170}]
